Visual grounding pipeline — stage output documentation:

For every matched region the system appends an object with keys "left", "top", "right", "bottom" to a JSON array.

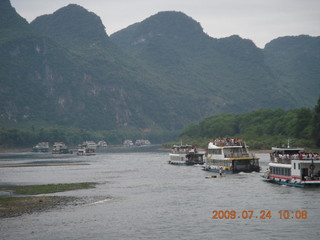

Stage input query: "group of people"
[
  {"left": 212, "top": 138, "right": 244, "bottom": 146},
  {"left": 271, "top": 152, "right": 320, "bottom": 160}
]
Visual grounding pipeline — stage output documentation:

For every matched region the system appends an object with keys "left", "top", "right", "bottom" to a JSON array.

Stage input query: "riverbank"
[
  {"left": 0, "top": 183, "right": 97, "bottom": 218},
  {"left": 0, "top": 147, "right": 31, "bottom": 153},
  {"left": 0, "top": 196, "right": 76, "bottom": 218}
]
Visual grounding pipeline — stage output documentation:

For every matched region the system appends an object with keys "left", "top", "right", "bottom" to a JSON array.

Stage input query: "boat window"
[
  {"left": 298, "top": 164, "right": 300, "bottom": 170},
  {"left": 224, "top": 148, "right": 241, "bottom": 155},
  {"left": 294, "top": 163, "right": 296, "bottom": 169},
  {"left": 208, "top": 149, "right": 222, "bottom": 155}
]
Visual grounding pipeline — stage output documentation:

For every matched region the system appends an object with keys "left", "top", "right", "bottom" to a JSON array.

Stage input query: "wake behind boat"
[
  {"left": 203, "top": 138, "right": 260, "bottom": 173},
  {"left": 262, "top": 146, "right": 320, "bottom": 187},
  {"left": 169, "top": 144, "right": 204, "bottom": 165}
]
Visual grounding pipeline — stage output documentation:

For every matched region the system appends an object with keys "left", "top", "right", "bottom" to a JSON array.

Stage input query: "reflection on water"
[{"left": 1, "top": 148, "right": 320, "bottom": 240}]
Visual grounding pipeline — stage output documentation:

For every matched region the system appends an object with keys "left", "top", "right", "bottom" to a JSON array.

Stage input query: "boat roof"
[
  {"left": 269, "top": 163, "right": 292, "bottom": 168},
  {"left": 208, "top": 142, "right": 243, "bottom": 149},
  {"left": 271, "top": 147, "right": 304, "bottom": 151},
  {"left": 172, "top": 144, "right": 193, "bottom": 148}
]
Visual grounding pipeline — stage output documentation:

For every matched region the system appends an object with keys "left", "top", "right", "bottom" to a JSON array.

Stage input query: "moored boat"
[
  {"left": 77, "top": 141, "right": 97, "bottom": 156},
  {"left": 203, "top": 138, "right": 260, "bottom": 173},
  {"left": 169, "top": 144, "right": 204, "bottom": 165},
  {"left": 262, "top": 146, "right": 320, "bottom": 187},
  {"left": 32, "top": 142, "right": 49, "bottom": 152},
  {"left": 52, "top": 142, "right": 72, "bottom": 154}
]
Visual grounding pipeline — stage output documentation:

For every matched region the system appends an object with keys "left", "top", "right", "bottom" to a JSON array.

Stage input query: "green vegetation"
[
  {"left": 0, "top": 182, "right": 97, "bottom": 218},
  {"left": 179, "top": 98, "right": 320, "bottom": 149},
  {"left": 0, "top": 182, "right": 97, "bottom": 195},
  {"left": 0, "top": 196, "right": 76, "bottom": 218}
]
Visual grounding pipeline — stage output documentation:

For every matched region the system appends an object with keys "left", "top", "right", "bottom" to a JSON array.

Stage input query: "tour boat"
[
  {"left": 168, "top": 144, "right": 204, "bottom": 165},
  {"left": 52, "top": 142, "right": 72, "bottom": 154},
  {"left": 77, "top": 141, "right": 97, "bottom": 156},
  {"left": 32, "top": 142, "right": 49, "bottom": 152},
  {"left": 77, "top": 147, "right": 96, "bottom": 156},
  {"left": 262, "top": 146, "right": 320, "bottom": 187},
  {"left": 203, "top": 138, "right": 260, "bottom": 173}
]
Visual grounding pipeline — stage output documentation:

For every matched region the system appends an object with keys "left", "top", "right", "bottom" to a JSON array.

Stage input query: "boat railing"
[
  {"left": 271, "top": 158, "right": 292, "bottom": 164},
  {"left": 271, "top": 155, "right": 320, "bottom": 163},
  {"left": 225, "top": 153, "right": 255, "bottom": 158},
  {"left": 212, "top": 138, "right": 244, "bottom": 147}
]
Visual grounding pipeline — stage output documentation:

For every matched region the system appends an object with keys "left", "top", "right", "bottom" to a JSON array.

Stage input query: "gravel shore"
[{"left": 0, "top": 196, "right": 77, "bottom": 218}]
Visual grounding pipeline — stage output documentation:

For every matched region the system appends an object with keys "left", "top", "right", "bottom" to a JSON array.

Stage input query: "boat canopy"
[
  {"left": 269, "top": 163, "right": 292, "bottom": 168},
  {"left": 172, "top": 144, "right": 193, "bottom": 148},
  {"left": 271, "top": 147, "right": 304, "bottom": 153},
  {"left": 208, "top": 142, "right": 243, "bottom": 149}
]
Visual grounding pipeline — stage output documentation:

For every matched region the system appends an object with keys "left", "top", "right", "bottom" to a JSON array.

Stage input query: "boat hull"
[
  {"left": 168, "top": 161, "right": 189, "bottom": 166},
  {"left": 169, "top": 152, "right": 204, "bottom": 166},
  {"left": 77, "top": 152, "right": 96, "bottom": 156},
  {"left": 262, "top": 176, "right": 320, "bottom": 187},
  {"left": 203, "top": 166, "right": 260, "bottom": 174}
]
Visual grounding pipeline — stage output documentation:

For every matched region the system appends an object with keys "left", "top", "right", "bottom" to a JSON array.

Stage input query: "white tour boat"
[
  {"left": 262, "top": 146, "right": 320, "bottom": 187},
  {"left": 169, "top": 144, "right": 204, "bottom": 165},
  {"left": 77, "top": 141, "right": 97, "bottom": 156},
  {"left": 203, "top": 138, "right": 260, "bottom": 173},
  {"left": 52, "top": 142, "right": 72, "bottom": 154}
]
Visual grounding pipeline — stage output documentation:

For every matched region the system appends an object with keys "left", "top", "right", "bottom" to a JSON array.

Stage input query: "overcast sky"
[{"left": 10, "top": 0, "right": 320, "bottom": 48}]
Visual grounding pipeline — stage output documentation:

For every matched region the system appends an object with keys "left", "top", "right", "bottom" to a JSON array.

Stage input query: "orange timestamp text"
[{"left": 211, "top": 210, "right": 308, "bottom": 220}]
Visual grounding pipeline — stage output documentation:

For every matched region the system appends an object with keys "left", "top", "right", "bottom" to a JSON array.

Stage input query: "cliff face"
[{"left": 1, "top": 1, "right": 319, "bottom": 132}]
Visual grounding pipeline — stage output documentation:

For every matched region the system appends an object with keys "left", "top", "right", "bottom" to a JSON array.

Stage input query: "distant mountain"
[
  {"left": 264, "top": 35, "right": 320, "bottom": 106},
  {"left": 110, "top": 11, "right": 299, "bottom": 112},
  {"left": 1, "top": 1, "right": 319, "bottom": 141},
  {"left": 31, "top": 4, "right": 112, "bottom": 51}
]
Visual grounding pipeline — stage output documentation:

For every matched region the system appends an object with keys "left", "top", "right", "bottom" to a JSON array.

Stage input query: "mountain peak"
[
  {"left": 111, "top": 11, "right": 206, "bottom": 49},
  {"left": 141, "top": 11, "right": 204, "bottom": 36},
  {"left": 0, "top": 0, "right": 30, "bottom": 33},
  {"left": 31, "top": 4, "right": 110, "bottom": 49}
]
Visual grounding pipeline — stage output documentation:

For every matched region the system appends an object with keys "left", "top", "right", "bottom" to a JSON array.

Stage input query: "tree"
[{"left": 312, "top": 97, "right": 320, "bottom": 147}]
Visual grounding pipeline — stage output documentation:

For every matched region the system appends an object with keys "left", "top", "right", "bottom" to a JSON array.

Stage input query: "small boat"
[
  {"left": 203, "top": 138, "right": 260, "bottom": 173},
  {"left": 77, "top": 141, "right": 97, "bottom": 156},
  {"left": 169, "top": 144, "right": 204, "bottom": 165},
  {"left": 97, "top": 140, "right": 108, "bottom": 149},
  {"left": 262, "top": 145, "right": 320, "bottom": 187},
  {"left": 32, "top": 142, "right": 49, "bottom": 152},
  {"left": 77, "top": 147, "right": 96, "bottom": 156},
  {"left": 123, "top": 139, "right": 134, "bottom": 147},
  {"left": 135, "top": 139, "right": 151, "bottom": 146},
  {"left": 52, "top": 142, "right": 72, "bottom": 154}
]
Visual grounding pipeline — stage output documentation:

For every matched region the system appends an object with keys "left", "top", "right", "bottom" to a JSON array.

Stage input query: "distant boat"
[
  {"left": 203, "top": 138, "right": 260, "bottom": 173},
  {"left": 77, "top": 141, "right": 97, "bottom": 156},
  {"left": 97, "top": 140, "right": 108, "bottom": 149},
  {"left": 135, "top": 139, "right": 151, "bottom": 146},
  {"left": 262, "top": 146, "right": 320, "bottom": 187},
  {"left": 52, "top": 142, "right": 72, "bottom": 154},
  {"left": 32, "top": 142, "right": 49, "bottom": 152},
  {"left": 77, "top": 147, "right": 96, "bottom": 156},
  {"left": 169, "top": 144, "right": 204, "bottom": 166},
  {"left": 123, "top": 139, "right": 134, "bottom": 147}
]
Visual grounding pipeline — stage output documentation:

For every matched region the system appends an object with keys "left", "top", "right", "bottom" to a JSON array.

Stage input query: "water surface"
[{"left": 1, "top": 150, "right": 319, "bottom": 239}]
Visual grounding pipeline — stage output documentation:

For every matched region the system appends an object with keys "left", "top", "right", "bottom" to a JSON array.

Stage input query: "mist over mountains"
[{"left": 1, "top": 0, "right": 319, "bottom": 137}]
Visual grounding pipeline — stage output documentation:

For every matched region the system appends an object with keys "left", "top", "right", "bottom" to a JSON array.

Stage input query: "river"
[{"left": 0, "top": 146, "right": 319, "bottom": 240}]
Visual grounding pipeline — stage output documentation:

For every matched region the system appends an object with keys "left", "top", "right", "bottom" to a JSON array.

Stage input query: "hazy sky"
[{"left": 10, "top": 0, "right": 320, "bottom": 48}]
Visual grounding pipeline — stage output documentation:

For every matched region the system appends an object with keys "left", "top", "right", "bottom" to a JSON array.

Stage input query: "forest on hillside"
[
  {"left": 1, "top": 98, "right": 319, "bottom": 150},
  {"left": 178, "top": 97, "right": 320, "bottom": 150}
]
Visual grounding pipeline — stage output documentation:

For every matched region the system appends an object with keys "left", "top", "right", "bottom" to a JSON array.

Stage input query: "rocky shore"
[
  {"left": 0, "top": 183, "right": 97, "bottom": 218},
  {"left": 0, "top": 196, "right": 76, "bottom": 218}
]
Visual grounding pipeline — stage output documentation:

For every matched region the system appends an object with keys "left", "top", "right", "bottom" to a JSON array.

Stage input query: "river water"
[{"left": 0, "top": 146, "right": 319, "bottom": 240}]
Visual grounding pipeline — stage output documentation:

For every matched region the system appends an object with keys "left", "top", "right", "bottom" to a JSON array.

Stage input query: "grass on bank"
[
  {"left": 0, "top": 183, "right": 97, "bottom": 218},
  {"left": 0, "top": 182, "right": 97, "bottom": 195}
]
